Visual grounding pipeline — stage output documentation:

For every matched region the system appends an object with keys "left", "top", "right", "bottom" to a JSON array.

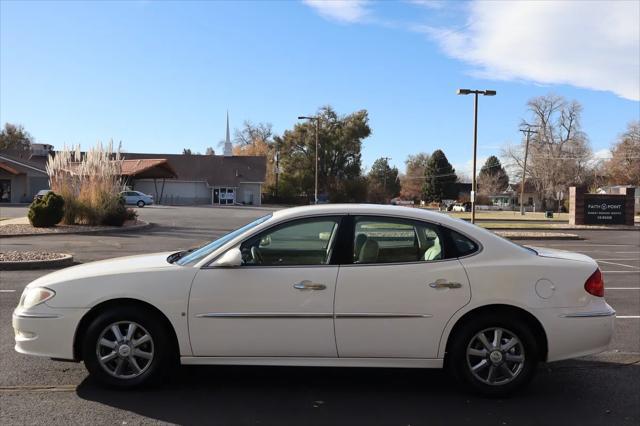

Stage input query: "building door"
[
  {"left": 215, "top": 187, "right": 235, "bottom": 205},
  {"left": 0, "top": 179, "right": 11, "bottom": 202}
]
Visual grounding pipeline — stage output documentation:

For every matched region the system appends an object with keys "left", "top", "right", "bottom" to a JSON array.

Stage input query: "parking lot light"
[{"left": 456, "top": 88, "right": 497, "bottom": 224}]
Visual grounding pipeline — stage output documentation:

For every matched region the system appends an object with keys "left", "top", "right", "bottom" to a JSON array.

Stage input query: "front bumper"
[
  {"left": 541, "top": 303, "right": 615, "bottom": 362},
  {"left": 13, "top": 306, "right": 88, "bottom": 360}
]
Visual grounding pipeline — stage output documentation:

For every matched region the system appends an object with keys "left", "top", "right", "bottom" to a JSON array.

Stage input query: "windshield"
[{"left": 175, "top": 214, "right": 272, "bottom": 265}]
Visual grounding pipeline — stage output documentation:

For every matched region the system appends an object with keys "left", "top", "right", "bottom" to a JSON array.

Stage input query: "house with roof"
[
  {"left": 0, "top": 152, "right": 50, "bottom": 203},
  {"left": 0, "top": 115, "right": 267, "bottom": 205},
  {"left": 489, "top": 181, "right": 542, "bottom": 211}
]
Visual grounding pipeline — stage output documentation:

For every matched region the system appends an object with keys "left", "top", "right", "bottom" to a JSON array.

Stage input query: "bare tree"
[
  {"left": 606, "top": 121, "right": 640, "bottom": 185},
  {"left": 399, "top": 152, "right": 430, "bottom": 201},
  {"left": 234, "top": 121, "right": 273, "bottom": 147},
  {"left": 503, "top": 94, "right": 592, "bottom": 208}
]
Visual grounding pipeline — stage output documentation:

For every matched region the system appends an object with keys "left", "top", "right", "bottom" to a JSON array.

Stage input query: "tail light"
[{"left": 585, "top": 269, "right": 604, "bottom": 297}]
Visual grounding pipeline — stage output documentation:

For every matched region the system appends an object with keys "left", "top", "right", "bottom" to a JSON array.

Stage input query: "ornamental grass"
[{"left": 46, "top": 142, "right": 125, "bottom": 225}]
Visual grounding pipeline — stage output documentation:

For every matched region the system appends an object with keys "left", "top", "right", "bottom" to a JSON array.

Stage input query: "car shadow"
[{"left": 75, "top": 359, "right": 640, "bottom": 426}]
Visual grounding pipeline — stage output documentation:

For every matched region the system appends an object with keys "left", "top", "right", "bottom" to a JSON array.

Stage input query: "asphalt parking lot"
[{"left": 1, "top": 205, "right": 639, "bottom": 425}]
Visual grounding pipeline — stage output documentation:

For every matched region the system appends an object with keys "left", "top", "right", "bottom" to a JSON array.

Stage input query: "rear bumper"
[
  {"left": 540, "top": 303, "right": 615, "bottom": 362},
  {"left": 13, "top": 307, "right": 87, "bottom": 360}
]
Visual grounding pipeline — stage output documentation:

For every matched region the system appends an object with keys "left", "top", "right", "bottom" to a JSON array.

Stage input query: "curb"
[
  {"left": 485, "top": 226, "right": 639, "bottom": 232},
  {"left": 0, "top": 254, "right": 74, "bottom": 270},
  {"left": 0, "top": 221, "right": 152, "bottom": 238},
  {"left": 496, "top": 232, "right": 582, "bottom": 241}
]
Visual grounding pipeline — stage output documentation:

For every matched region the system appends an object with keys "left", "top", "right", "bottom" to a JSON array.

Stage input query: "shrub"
[
  {"left": 125, "top": 207, "right": 138, "bottom": 221},
  {"left": 100, "top": 195, "right": 128, "bottom": 227},
  {"left": 28, "top": 192, "right": 65, "bottom": 227}
]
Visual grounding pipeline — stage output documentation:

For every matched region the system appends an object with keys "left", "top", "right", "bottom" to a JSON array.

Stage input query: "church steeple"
[{"left": 224, "top": 110, "right": 233, "bottom": 157}]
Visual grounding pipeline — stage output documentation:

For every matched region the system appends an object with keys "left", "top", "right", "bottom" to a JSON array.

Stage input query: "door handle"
[
  {"left": 429, "top": 279, "right": 462, "bottom": 289},
  {"left": 293, "top": 280, "right": 327, "bottom": 291}
]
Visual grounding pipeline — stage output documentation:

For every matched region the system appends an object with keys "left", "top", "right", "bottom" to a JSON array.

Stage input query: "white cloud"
[
  {"left": 303, "top": 0, "right": 370, "bottom": 24},
  {"left": 406, "top": 0, "right": 446, "bottom": 10},
  {"left": 453, "top": 156, "right": 488, "bottom": 183},
  {"left": 421, "top": 1, "right": 639, "bottom": 101}
]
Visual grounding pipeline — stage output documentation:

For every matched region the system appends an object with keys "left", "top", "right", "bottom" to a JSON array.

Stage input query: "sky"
[{"left": 1, "top": 0, "right": 639, "bottom": 178}]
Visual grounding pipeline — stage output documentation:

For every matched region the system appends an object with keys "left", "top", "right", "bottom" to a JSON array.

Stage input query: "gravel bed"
[
  {"left": 0, "top": 251, "right": 69, "bottom": 262},
  {"left": 0, "top": 220, "right": 143, "bottom": 236}
]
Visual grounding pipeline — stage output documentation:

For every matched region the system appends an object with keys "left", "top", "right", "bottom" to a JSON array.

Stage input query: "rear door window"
[{"left": 353, "top": 216, "right": 443, "bottom": 264}]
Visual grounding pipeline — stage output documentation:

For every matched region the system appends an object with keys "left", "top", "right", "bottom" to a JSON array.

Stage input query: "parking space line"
[
  {"left": 602, "top": 271, "right": 640, "bottom": 274},
  {"left": 0, "top": 290, "right": 16, "bottom": 293},
  {"left": 595, "top": 258, "right": 640, "bottom": 261},
  {"left": 597, "top": 260, "right": 639, "bottom": 269},
  {"left": 616, "top": 316, "right": 640, "bottom": 319},
  {"left": 607, "top": 287, "right": 640, "bottom": 290}
]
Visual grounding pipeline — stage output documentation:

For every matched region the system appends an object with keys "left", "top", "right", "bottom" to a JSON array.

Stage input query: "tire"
[
  {"left": 137, "top": 200, "right": 145, "bottom": 208},
  {"left": 82, "top": 306, "right": 176, "bottom": 388},
  {"left": 447, "top": 315, "right": 539, "bottom": 397}
]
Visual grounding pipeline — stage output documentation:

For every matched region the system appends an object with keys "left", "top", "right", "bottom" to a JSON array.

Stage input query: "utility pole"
[
  {"left": 382, "top": 157, "right": 392, "bottom": 201},
  {"left": 274, "top": 140, "right": 280, "bottom": 199},
  {"left": 457, "top": 89, "right": 497, "bottom": 224},
  {"left": 297, "top": 115, "right": 320, "bottom": 204},
  {"left": 518, "top": 126, "right": 538, "bottom": 215}
]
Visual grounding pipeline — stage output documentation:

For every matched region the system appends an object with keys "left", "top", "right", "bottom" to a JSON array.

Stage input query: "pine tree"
[
  {"left": 423, "top": 150, "right": 457, "bottom": 202},
  {"left": 478, "top": 155, "right": 509, "bottom": 195}
]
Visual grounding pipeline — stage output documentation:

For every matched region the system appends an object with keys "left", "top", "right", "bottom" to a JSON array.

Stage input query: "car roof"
[
  {"left": 269, "top": 203, "right": 517, "bottom": 249},
  {"left": 272, "top": 204, "right": 459, "bottom": 226}
]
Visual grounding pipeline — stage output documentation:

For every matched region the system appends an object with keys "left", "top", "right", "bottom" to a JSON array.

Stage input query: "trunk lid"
[{"left": 528, "top": 246, "right": 596, "bottom": 264}]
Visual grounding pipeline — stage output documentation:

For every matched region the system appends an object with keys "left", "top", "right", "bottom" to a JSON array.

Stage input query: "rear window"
[{"left": 449, "top": 229, "right": 479, "bottom": 257}]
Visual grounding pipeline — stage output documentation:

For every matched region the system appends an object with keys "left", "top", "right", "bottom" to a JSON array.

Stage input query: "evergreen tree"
[
  {"left": 478, "top": 155, "right": 509, "bottom": 194},
  {"left": 368, "top": 157, "right": 400, "bottom": 202},
  {"left": 422, "top": 150, "right": 457, "bottom": 202}
]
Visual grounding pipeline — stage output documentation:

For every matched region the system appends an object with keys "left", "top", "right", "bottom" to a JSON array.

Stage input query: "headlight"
[{"left": 19, "top": 287, "right": 56, "bottom": 309}]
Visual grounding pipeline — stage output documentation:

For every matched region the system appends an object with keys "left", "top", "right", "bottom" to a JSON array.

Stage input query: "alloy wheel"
[
  {"left": 466, "top": 327, "right": 525, "bottom": 386},
  {"left": 96, "top": 321, "right": 154, "bottom": 379}
]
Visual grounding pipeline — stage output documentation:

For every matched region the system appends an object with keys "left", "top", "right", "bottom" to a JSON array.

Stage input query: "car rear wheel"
[
  {"left": 447, "top": 316, "right": 538, "bottom": 397},
  {"left": 82, "top": 306, "right": 175, "bottom": 388},
  {"left": 137, "top": 200, "right": 145, "bottom": 207}
]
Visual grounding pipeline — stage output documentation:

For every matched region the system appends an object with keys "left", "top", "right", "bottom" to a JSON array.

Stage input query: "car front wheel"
[
  {"left": 82, "top": 306, "right": 175, "bottom": 388},
  {"left": 137, "top": 200, "right": 145, "bottom": 207},
  {"left": 448, "top": 316, "right": 539, "bottom": 397}
]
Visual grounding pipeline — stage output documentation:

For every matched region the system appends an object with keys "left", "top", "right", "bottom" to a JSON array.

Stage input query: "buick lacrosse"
[{"left": 13, "top": 204, "right": 614, "bottom": 395}]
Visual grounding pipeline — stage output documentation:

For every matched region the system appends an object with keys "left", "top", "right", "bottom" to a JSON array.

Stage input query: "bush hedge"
[{"left": 28, "top": 192, "right": 65, "bottom": 227}]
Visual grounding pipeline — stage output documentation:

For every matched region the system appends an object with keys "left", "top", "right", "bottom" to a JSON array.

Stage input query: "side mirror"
[{"left": 212, "top": 248, "right": 243, "bottom": 267}]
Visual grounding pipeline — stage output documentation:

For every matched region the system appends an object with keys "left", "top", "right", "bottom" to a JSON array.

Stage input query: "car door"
[
  {"left": 124, "top": 191, "right": 135, "bottom": 204},
  {"left": 188, "top": 215, "right": 344, "bottom": 357},
  {"left": 334, "top": 215, "right": 472, "bottom": 359}
]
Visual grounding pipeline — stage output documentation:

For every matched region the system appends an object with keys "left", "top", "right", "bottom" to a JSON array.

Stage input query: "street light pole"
[
  {"left": 518, "top": 126, "right": 538, "bottom": 215},
  {"left": 457, "top": 89, "right": 496, "bottom": 224},
  {"left": 471, "top": 92, "right": 479, "bottom": 224},
  {"left": 298, "top": 115, "right": 320, "bottom": 204}
]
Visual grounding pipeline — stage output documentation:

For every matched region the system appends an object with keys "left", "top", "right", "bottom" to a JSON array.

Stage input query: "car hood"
[
  {"left": 27, "top": 252, "right": 179, "bottom": 288},
  {"left": 528, "top": 246, "right": 596, "bottom": 264}
]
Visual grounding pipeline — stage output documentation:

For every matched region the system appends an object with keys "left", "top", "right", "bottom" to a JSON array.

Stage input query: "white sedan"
[{"left": 13, "top": 204, "right": 614, "bottom": 395}]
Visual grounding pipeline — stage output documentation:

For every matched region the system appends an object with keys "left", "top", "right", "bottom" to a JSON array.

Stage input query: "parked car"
[
  {"left": 120, "top": 190, "right": 153, "bottom": 207},
  {"left": 33, "top": 189, "right": 52, "bottom": 201},
  {"left": 451, "top": 202, "right": 471, "bottom": 212},
  {"left": 13, "top": 204, "right": 613, "bottom": 395}
]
